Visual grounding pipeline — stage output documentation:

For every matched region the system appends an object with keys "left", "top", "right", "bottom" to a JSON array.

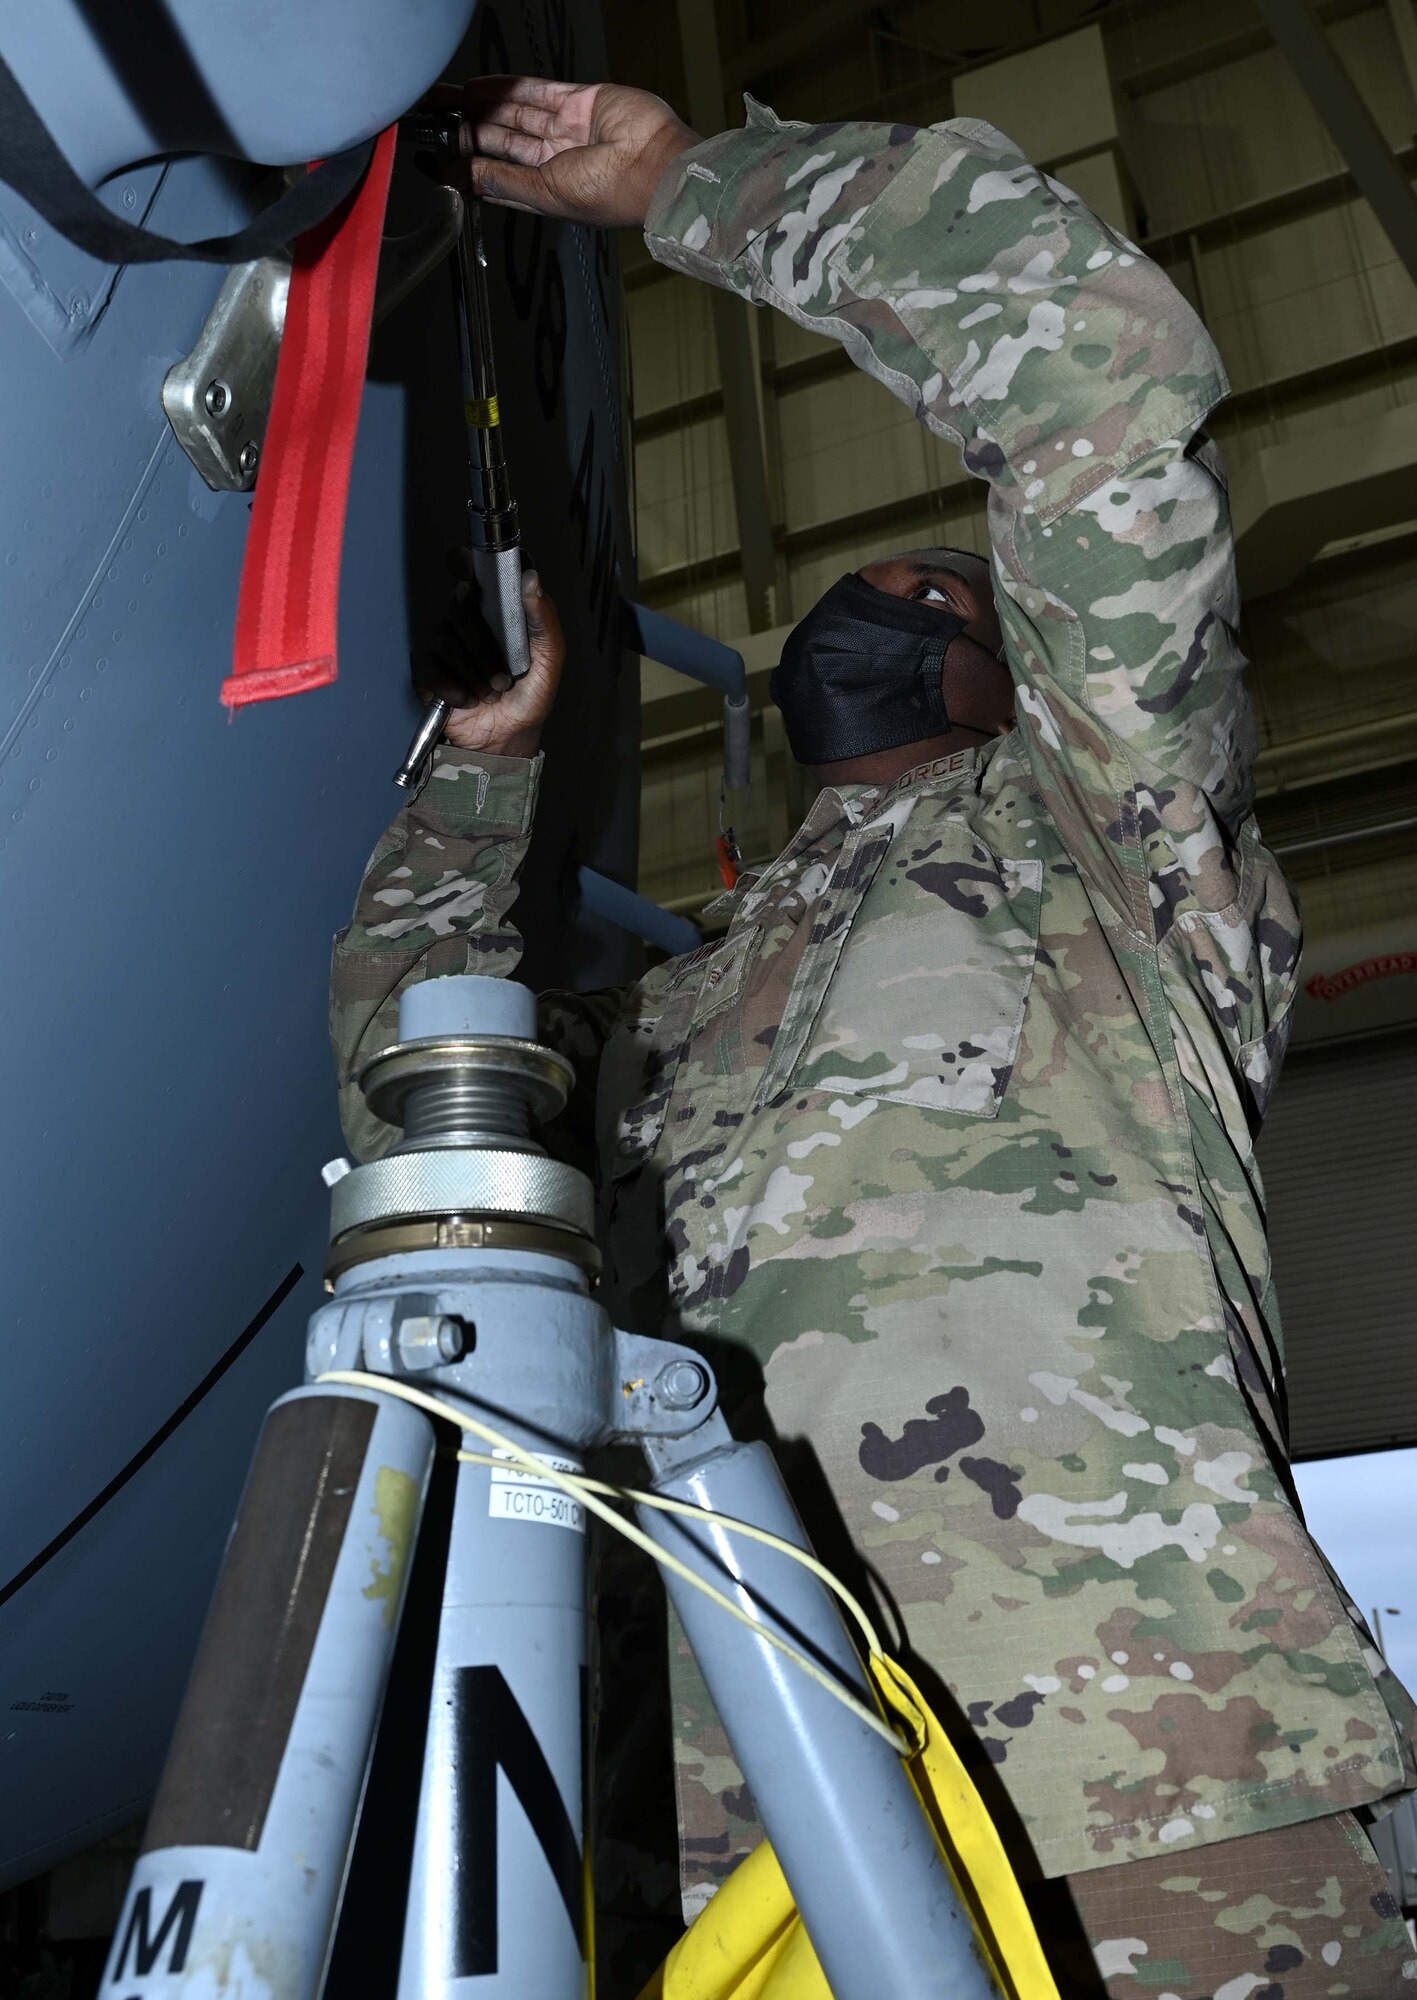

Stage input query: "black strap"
[{"left": 0, "top": 52, "right": 374, "bottom": 265}]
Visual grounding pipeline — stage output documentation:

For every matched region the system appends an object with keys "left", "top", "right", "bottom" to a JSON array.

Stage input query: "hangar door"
[{"left": 1259, "top": 1029, "right": 1417, "bottom": 1459}]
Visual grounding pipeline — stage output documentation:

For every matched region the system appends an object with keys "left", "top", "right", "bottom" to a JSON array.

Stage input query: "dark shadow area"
[
  {"left": 70, "top": 0, "right": 240, "bottom": 156},
  {"left": 0, "top": 1913, "right": 110, "bottom": 2000},
  {"left": 367, "top": 1, "right": 643, "bottom": 1005},
  {"left": 587, "top": 1514, "right": 683, "bottom": 1998}
]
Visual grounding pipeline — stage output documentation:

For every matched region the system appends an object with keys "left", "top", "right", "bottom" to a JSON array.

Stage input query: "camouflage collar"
[
  {"left": 837, "top": 746, "right": 980, "bottom": 822},
  {"left": 882, "top": 746, "right": 979, "bottom": 794},
  {"left": 702, "top": 747, "right": 982, "bottom": 922}
]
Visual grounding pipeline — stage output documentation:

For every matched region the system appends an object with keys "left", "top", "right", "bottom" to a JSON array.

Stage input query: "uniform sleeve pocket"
[
  {"left": 690, "top": 926, "right": 759, "bottom": 1027},
  {"left": 1177, "top": 823, "right": 1301, "bottom": 1127}
]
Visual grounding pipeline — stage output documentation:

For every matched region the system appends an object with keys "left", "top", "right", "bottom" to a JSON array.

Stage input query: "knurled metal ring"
[{"left": 329, "top": 1146, "right": 594, "bottom": 1240}]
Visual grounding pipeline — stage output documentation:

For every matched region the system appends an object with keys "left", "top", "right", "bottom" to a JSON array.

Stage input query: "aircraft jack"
[{"left": 104, "top": 975, "right": 993, "bottom": 2000}]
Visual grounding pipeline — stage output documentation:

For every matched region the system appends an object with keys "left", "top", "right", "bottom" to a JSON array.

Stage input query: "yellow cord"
[{"left": 316, "top": 1370, "right": 901, "bottom": 1753}]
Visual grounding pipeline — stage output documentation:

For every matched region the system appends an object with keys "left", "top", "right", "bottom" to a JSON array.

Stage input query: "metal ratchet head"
[
  {"left": 393, "top": 697, "right": 451, "bottom": 789},
  {"left": 395, "top": 105, "right": 463, "bottom": 160}
]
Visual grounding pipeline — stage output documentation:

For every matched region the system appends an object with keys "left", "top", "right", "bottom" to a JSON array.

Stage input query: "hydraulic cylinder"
[{"left": 103, "top": 1385, "right": 434, "bottom": 1999}]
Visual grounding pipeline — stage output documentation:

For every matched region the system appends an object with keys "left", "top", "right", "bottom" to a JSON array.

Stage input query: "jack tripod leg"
[
  {"left": 639, "top": 1422, "right": 998, "bottom": 2000},
  {"left": 397, "top": 1429, "right": 590, "bottom": 1999},
  {"left": 103, "top": 1385, "right": 434, "bottom": 1999}
]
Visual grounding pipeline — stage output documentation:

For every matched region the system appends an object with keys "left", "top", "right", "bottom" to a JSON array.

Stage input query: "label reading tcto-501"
[{"left": 487, "top": 1450, "right": 585, "bottom": 1534}]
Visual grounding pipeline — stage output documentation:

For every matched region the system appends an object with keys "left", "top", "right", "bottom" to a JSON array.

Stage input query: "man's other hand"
[
  {"left": 414, "top": 553, "right": 563, "bottom": 759},
  {"left": 454, "top": 77, "right": 700, "bottom": 228}
]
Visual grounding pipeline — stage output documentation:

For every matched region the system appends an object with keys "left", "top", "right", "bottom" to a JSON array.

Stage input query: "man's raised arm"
[
  {"left": 642, "top": 104, "right": 1259, "bottom": 931},
  {"left": 466, "top": 82, "right": 1296, "bottom": 1098}
]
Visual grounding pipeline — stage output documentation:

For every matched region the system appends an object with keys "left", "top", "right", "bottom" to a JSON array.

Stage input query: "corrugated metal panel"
[
  {"left": 1259, "top": 1029, "right": 1417, "bottom": 1458},
  {"left": 1370, "top": 1790, "right": 1417, "bottom": 1914}
]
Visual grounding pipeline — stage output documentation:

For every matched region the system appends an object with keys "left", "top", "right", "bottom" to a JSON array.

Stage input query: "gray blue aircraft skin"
[{"left": 0, "top": 0, "right": 637, "bottom": 1887}]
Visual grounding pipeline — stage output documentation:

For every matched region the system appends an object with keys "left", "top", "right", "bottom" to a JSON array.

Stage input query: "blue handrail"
[
  {"left": 577, "top": 867, "right": 702, "bottom": 955},
  {"left": 622, "top": 600, "right": 752, "bottom": 794}
]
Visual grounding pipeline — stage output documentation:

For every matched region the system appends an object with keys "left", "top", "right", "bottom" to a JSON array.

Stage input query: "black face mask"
[{"left": 769, "top": 571, "right": 996, "bottom": 765}]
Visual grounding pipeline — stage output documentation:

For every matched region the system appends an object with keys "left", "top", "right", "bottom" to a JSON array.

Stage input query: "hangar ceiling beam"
[
  {"left": 1386, "top": 0, "right": 1417, "bottom": 106},
  {"left": 1253, "top": 0, "right": 1417, "bottom": 286},
  {"left": 675, "top": 0, "right": 781, "bottom": 629},
  {"left": 721, "top": 0, "right": 875, "bottom": 90}
]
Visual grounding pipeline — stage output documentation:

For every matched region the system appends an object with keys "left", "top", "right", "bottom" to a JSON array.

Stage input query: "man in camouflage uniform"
[{"left": 331, "top": 77, "right": 1417, "bottom": 1995}]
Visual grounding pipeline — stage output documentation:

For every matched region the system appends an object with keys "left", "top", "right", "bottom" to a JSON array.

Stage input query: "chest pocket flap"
[{"left": 784, "top": 826, "right": 1043, "bottom": 1118}]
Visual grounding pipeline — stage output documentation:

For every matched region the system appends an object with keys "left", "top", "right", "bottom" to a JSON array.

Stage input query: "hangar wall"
[{"left": 609, "top": 0, "right": 1417, "bottom": 943}]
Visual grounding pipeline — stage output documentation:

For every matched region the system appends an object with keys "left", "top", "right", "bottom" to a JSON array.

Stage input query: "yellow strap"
[
  {"left": 870, "top": 1655, "right": 1059, "bottom": 2000},
  {"left": 635, "top": 1843, "right": 824, "bottom": 2000},
  {"left": 464, "top": 393, "right": 500, "bottom": 427},
  {"left": 637, "top": 1657, "right": 1059, "bottom": 2000}
]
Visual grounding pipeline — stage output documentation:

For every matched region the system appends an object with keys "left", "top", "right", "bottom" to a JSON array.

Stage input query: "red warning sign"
[{"left": 1304, "top": 952, "right": 1417, "bottom": 1001}]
